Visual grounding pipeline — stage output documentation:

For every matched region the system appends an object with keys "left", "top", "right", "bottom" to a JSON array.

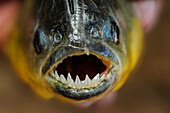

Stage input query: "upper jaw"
[{"left": 41, "top": 45, "right": 118, "bottom": 77}]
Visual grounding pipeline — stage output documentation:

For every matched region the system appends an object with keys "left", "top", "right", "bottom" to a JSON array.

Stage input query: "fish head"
[{"left": 31, "top": 0, "right": 142, "bottom": 102}]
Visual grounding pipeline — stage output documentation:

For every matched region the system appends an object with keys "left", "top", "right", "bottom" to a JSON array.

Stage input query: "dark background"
[{"left": 0, "top": 1, "right": 170, "bottom": 113}]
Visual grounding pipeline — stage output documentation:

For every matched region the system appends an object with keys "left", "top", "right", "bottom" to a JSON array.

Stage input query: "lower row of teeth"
[{"left": 50, "top": 71, "right": 112, "bottom": 89}]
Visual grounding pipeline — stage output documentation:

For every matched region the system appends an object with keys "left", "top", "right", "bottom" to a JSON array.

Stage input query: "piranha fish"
[{"left": 4, "top": 0, "right": 143, "bottom": 103}]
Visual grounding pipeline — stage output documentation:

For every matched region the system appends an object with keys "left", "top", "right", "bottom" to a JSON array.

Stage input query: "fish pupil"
[
  {"left": 89, "top": 24, "right": 101, "bottom": 38},
  {"left": 90, "top": 27, "right": 99, "bottom": 37},
  {"left": 53, "top": 31, "right": 62, "bottom": 43}
]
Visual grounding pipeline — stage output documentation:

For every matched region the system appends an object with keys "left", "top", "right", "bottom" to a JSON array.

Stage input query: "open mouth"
[
  {"left": 55, "top": 54, "right": 109, "bottom": 81},
  {"left": 45, "top": 54, "right": 117, "bottom": 100}
]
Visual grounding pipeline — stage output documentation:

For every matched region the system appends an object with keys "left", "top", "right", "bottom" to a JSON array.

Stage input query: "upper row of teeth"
[{"left": 50, "top": 71, "right": 112, "bottom": 89}]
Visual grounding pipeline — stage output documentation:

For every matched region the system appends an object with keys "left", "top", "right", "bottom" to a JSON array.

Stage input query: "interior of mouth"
[{"left": 54, "top": 54, "right": 109, "bottom": 81}]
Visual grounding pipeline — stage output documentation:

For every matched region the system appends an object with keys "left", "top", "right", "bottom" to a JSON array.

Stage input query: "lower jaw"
[
  {"left": 45, "top": 68, "right": 117, "bottom": 100},
  {"left": 47, "top": 79, "right": 109, "bottom": 100}
]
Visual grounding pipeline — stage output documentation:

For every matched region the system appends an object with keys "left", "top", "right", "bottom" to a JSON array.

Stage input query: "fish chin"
[{"left": 43, "top": 50, "right": 120, "bottom": 101}]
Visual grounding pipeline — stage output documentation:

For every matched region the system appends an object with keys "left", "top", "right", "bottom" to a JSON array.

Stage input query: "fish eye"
[
  {"left": 51, "top": 30, "right": 63, "bottom": 44},
  {"left": 89, "top": 24, "right": 101, "bottom": 38},
  {"left": 33, "top": 27, "right": 47, "bottom": 54}
]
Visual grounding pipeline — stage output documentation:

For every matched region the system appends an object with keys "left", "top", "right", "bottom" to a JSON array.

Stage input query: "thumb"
[
  {"left": 0, "top": 1, "right": 20, "bottom": 46},
  {"left": 132, "top": 0, "right": 163, "bottom": 33}
]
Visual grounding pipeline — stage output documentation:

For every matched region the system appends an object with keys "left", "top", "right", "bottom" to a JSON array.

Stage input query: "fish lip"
[
  {"left": 46, "top": 77, "right": 110, "bottom": 100},
  {"left": 41, "top": 46, "right": 120, "bottom": 100}
]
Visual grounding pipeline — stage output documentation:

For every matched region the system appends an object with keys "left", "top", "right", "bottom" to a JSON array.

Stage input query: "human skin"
[{"left": 0, "top": 0, "right": 163, "bottom": 107}]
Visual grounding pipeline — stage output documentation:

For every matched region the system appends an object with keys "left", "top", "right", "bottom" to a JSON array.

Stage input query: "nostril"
[{"left": 70, "top": 40, "right": 85, "bottom": 48}]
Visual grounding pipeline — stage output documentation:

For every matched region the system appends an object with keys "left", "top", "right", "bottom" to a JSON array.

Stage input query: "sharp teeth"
[
  {"left": 106, "top": 72, "right": 112, "bottom": 79},
  {"left": 84, "top": 74, "right": 91, "bottom": 87},
  {"left": 67, "top": 73, "right": 74, "bottom": 86},
  {"left": 75, "top": 75, "right": 81, "bottom": 88},
  {"left": 86, "top": 50, "right": 89, "bottom": 56},
  {"left": 50, "top": 71, "right": 108, "bottom": 88},
  {"left": 101, "top": 74, "right": 105, "bottom": 80},
  {"left": 60, "top": 74, "right": 66, "bottom": 83},
  {"left": 55, "top": 71, "right": 59, "bottom": 80},
  {"left": 51, "top": 71, "right": 55, "bottom": 77},
  {"left": 45, "top": 76, "right": 54, "bottom": 82},
  {"left": 85, "top": 48, "right": 89, "bottom": 56},
  {"left": 92, "top": 73, "right": 100, "bottom": 85}
]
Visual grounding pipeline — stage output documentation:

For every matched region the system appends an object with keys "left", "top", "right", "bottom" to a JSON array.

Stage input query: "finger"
[
  {"left": 0, "top": 1, "right": 20, "bottom": 46},
  {"left": 91, "top": 92, "right": 117, "bottom": 108},
  {"left": 73, "top": 92, "right": 117, "bottom": 108},
  {"left": 132, "top": 0, "right": 163, "bottom": 32}
]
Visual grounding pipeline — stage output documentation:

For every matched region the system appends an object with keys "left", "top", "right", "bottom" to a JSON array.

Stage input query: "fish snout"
[{"left": 67, "top": 32, "right": 88, "bottom": 49}]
